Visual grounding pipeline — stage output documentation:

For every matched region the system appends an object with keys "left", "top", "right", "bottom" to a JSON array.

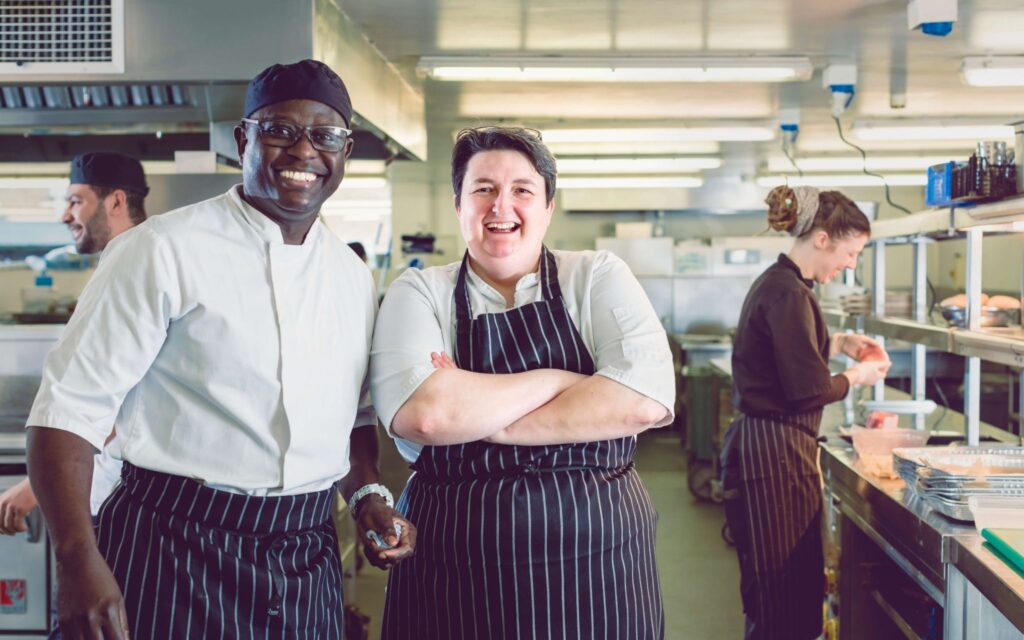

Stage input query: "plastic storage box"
[{"left": 968, "top": 495, "right": 1024, "bottom": 534}]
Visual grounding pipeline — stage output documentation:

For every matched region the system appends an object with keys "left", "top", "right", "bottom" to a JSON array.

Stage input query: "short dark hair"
[
  {"left": 451, "top": 127, "right": 557, "bottom": 204},
  {"left": 90, "top": 185, "right": 147, "bottom": 225}
]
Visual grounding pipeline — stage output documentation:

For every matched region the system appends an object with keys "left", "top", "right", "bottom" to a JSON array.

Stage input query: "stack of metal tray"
[{"left": 892, "top": 446, "right": 1024, "bottom": 521}]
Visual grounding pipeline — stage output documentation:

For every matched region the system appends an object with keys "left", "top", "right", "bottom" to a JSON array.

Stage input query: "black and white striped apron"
[
  {"left": 381, "top": 248, "right": 664, "bottom": 640},
  {"left": 719, "top": 409, "right": 825, "bottom": 640},
  {"left": 95, "top": 462, "right": 344, "bottom": 639}
]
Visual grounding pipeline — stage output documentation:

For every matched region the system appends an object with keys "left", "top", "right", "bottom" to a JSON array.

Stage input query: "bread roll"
[
  {"left": 988, "top": 295, "right": 1022, "bottom": 309},
  {"left": 941, "top": 293, "right": 967, "bottom": 307}
]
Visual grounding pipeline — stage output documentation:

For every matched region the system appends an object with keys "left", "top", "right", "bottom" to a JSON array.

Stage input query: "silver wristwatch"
[{"left": 349, "top": 483, "right": 394, "bottom": 518}]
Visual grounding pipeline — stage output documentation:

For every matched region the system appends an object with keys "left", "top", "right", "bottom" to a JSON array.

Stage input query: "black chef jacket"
[{"left": 731, "top": 253, "right": 850, "bottom": 415}]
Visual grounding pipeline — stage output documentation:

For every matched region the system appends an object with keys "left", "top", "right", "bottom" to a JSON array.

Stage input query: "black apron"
[
  {"left": 96, "top": 462, "right": 344, "bottom": 639},
  {"left": 381, "top": 248, "right": 664, "bottom": 640},
  {"left": 720, "top": 410, "right": 825, "bottom": 640}
]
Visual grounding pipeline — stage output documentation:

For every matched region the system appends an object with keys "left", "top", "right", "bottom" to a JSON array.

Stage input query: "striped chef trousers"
[{"left": 95, "top": 463, "right": 345, "bottom": 639}]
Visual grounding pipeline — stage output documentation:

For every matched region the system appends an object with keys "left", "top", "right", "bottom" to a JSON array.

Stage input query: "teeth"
[
  {"left": 280, "top": 170, "right": 317, "bottom": 182},
  {"left": 486, "top": 222, "right": 519, "bottom": 231}
]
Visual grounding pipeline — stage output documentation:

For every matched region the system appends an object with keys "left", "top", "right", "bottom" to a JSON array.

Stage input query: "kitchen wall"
[{"left": 0, "top": 268, "right": 94, "bottom": 316}]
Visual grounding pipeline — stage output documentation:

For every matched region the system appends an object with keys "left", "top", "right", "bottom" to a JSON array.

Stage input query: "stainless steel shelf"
[
  {"left": 870, "top": 208, "right": 954, "bottom": 240},
  {"left": 952, "top": 328, "right": 1024, "bottom": 368},
  {"left": 953, "top": 195, "right": 1024, "bottom": 230},
  {"left": 868, "top": 195, "right": 1024, "bottom": 242},
  {"left": 827, "top": 313, "right": 1024, "bottom": 366},
  {"left": 822, "top": 309, "right": 861, "bottom": 332},
  {"left": 862, "top": 317, "right": 954, "bottom": 352}
]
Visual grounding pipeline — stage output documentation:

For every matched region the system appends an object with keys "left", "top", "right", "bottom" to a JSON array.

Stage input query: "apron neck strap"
[{"left": 454, "top": 245, "right": 564, "bottom": 325}]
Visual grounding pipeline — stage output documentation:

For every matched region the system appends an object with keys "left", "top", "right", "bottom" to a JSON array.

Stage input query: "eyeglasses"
[{"left": 240, "top": 118, "right": 353, "bottom": 153}]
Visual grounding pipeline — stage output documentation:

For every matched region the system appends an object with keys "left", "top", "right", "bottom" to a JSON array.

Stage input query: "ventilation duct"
[{"left": 0, "top": 0, "right": 124, "bottom": 73}]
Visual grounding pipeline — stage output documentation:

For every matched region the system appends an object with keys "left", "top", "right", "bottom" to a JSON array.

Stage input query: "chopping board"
[{"left": 982, "top": 529, "right": 1024, "bottom": 574}]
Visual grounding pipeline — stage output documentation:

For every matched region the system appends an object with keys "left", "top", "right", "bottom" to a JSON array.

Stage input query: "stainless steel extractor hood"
[{"left": 0, "top": 0, "right": 426, "bottom": 160}]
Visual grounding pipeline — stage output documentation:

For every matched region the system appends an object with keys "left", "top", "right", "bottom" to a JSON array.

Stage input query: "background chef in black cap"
[
  {"left": 26, "top": 59, "right": 413, "bottom": 640},
  {"left": 63, "top": 151, "right": 148, "bottom": 254},
  {"left": 0, "top": 151, "right": 147, "bottom": 640}
]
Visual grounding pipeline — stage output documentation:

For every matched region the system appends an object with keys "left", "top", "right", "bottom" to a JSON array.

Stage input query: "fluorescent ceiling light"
[
  {"left": 766, "top": 155, "right": 955, "bottom": 173},
  {"left": 543, "top": 127, "right": 775, "bottom": 143},
  {"left": 962, "top": 56, "right": 1024, "bottom": 87},
  {"left": 853, "top": 121, "right": 1014, "bottom": 141},
  {"left": 419, "top": 56, "right": 813, "bottom": 83},
  {"left": 756, "top": 174, "right": 927, "bottom": 188},
  {"left": 545, "top": 140, "right": 722, "bottom": 155},
  {"left": 557, "top": 157, "right": 721, "bottom": 174},
  {"left": 559, "top": 176, "right": 703, "bottom": 189}
]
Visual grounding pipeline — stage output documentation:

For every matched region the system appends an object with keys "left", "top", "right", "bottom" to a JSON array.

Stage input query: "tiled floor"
[{"left": 347, "top": 429, "right": 743, "bottom": 639}]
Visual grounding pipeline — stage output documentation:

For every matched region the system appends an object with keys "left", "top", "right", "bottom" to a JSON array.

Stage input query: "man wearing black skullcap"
[
  {"left": 26, "top": 59, "right": 414, "bottom": 640},
  {"left": 0, "top": 152, "right": 145, "bottom": 640},
  {"left": 63, "top": 151, "right": 148, "bottom": 254}
]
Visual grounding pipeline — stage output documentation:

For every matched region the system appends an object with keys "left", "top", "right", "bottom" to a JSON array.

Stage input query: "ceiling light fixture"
[
  {"left": 962, "top": 56, "right": 1024, "bottom": 87},
  {"left": 765, "top": 155, "right": 957, "bottom": 173},
  {"left": 756, "top": 174, "right": 928, "bottom": 188},
  {"left": 542, "top": 126, "right": 775, "bottom": 143},
  {"left": 559, "top": 176, "right": 704, "bottom": 190},
  {"left": 418, "top": 56, "right": 814, "bottom": 83},
  {"left": 557, "top": 157, "right": 722, "bottom": 174},
  {"left": 852, "top": 120, "right": 1014, "bottom": 141}
]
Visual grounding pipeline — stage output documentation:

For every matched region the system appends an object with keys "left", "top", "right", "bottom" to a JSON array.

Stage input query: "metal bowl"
[{"left": 940, "top": 305, "right": 1020, "bottom": 328}]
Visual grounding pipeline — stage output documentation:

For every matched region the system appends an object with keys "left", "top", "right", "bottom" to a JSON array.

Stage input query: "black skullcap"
[
  {"left": 244, "top": 59, "right": 353, "bottom": 125},
  {"left": 70, "top": 152, "right": 149, "bottom": 196}
]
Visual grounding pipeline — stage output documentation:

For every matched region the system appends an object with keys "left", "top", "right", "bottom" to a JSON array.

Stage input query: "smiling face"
[
  {"left": 811, "top": 230, "right": 868, "bottom": 284},
  {"left": 455, "top": 149, "right": 554, "bottom": 281},
  {"left": 63, "top": 183, "right": 112, "bottom": 254},
  {"left": 235, "top": 98, "right": 353, "bottom": 227}
]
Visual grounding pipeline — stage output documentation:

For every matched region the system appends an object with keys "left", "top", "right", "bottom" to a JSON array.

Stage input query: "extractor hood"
[{"left": 0, "top": 0, "right": 426, "bottom": 161}]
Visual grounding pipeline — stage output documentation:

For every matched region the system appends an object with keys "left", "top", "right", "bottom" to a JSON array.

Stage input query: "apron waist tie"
[{"left": 415, "top": 460, "right": 635, "bottom": 483}]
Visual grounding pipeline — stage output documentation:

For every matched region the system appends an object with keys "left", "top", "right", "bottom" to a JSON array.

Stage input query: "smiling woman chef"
[
  {"left": 722, "top": 185, "right": 892, "bottom": 640},
  {"left": 370, "top": 126, "right": 676, "bottom": 639}
]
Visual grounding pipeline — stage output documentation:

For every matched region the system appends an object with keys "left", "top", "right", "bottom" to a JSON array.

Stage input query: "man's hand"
[
  {"left": 0, "top": 478, "right": 37, "bottom": 535},
  {"left": 56, "top": 546, "right": 130, "bottom": 639},
  {"left": 355, "top": 495, "right": 416, "bottom": 570}
]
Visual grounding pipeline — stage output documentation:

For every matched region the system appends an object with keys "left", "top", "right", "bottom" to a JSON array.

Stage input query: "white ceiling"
[{"left": 339, "top": 0, "right": 1024, "bottom": 166}]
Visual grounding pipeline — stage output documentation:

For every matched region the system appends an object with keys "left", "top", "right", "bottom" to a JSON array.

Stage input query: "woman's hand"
[
  {"left": 431, "top": 352, "right": 458, "bottom": 369},
  {"left": 355, "top": 496, "right": 416, "bottom": 570},
  {"left": 835, "top": 333, "right": 888, "bottom": 362},
  {"left": 844, "top": 360, "right": 892, "bottom": 387}
]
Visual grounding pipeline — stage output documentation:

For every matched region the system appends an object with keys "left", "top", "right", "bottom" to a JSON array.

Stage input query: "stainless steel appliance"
[
  {"left": 0, "top": 326, "right": 59, "bottom": 639},
  {"left": 0, "top": 464, "right": 49, "bottom": 638}
]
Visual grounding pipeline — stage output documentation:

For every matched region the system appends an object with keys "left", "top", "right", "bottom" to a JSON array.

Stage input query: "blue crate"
[{"left": 926, "top": 162, "right": 955, "bottom": 207}]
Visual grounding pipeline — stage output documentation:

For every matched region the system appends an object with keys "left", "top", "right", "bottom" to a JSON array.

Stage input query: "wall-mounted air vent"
[
  {"left": 0, "top": 84, "right": 192, "bottom": 109},
  {"left": 0, "top": 0, "right": 124, "bottom": 74}
]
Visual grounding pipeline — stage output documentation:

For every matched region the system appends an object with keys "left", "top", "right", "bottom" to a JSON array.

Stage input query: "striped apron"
[
  {"left": 719, "top": 410, "right": 825, "bottom": 640},
  {"left": 381, "top": 248, "right": 664, "bottom": 640},
  {"left": 95, "top": 462, "right": 344, "bottom": 639}
]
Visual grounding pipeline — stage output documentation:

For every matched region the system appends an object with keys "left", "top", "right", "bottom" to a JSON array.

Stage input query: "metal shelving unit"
[{"left": 827, "top": 200, "right": 1024, "bottom": 443}]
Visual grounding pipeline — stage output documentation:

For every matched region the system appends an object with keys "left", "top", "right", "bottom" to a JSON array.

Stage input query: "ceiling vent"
[{"left": 0, "top": 0, "right": 124, "bottom": 74}]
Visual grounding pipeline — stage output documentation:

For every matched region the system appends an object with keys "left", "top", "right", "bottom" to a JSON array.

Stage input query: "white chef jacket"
[
  {"left": 28, "top": 186, "right": 377, "bottom": 496},
  {"left": 370, "top": 249, "right": 676, "bottom": 463}
]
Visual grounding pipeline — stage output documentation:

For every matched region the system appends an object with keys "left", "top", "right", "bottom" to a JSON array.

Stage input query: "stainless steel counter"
[{"left": 821, "top": 414, "right": 1024, "bottom": 637}]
